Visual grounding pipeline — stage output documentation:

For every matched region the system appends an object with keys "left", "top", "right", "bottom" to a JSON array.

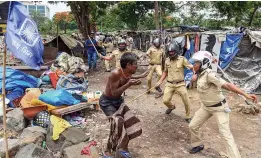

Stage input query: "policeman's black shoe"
[
  {"left": 155, "top": 86, "right": 163, "bottom": 93},
  {"left": 165, "top": 108, "right": 175, "bottom": 114},
  {"left": 189, "top": 145, "right": 204, "bottom": 154},
  {"left": 185, "top": 118, "right": 192, "bottom": 123},
  {"left": 105, "top": 70, "right": 111, "bottom": 72}
]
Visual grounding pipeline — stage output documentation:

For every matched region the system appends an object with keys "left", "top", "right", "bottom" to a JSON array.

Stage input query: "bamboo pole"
[
  {"left": 87, "top": 35, "right": 100, "bottom": 58},
  {"left": 56, "top": 24, "right": 59, "bottom": 50},
  {"left": 2, "top": 44, "right": 9, "bottom": 158}
]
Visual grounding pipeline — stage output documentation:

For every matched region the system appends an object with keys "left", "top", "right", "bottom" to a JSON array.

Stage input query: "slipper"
[{"left": 115, "top": 149, "right": 132, "bottom": 158}]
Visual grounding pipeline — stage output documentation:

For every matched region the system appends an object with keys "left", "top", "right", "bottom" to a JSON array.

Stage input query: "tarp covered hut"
[
  {"left": 44, "top": 34, "right": 84, "bottom": 57},
  {"left": 167, "top": 28, "right": 261, "bottom": 94}
]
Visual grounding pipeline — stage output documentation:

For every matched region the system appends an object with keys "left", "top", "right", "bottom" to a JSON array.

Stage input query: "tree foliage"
[
  {"left": 53, "top": 11, "right": 74, "bottom": 33},
  {"left": 114, "top": 1, "right": 154, "bottom": 30},
  {"left": 211, "top": 1, "right": 261, "bottom": 27},
  {"left": 30, "top": 11, "right": 56, "bottom": 35},
  {"left": 45, "top": 1, "right": 260, "bottom": 36},
  {"left": 66, "top": 1, "right": 113, "bottom": 39}
]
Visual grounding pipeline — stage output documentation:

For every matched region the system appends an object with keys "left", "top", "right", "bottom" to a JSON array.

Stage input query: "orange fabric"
[
  {"left": 49, "top": 70, "right": 66, "bottom": 88},
  {"left": 31, "top": 99, "right": 68, "bottom": 111},
  {"left": 20, "top": 88, "right": 41, "bottom": 108}
]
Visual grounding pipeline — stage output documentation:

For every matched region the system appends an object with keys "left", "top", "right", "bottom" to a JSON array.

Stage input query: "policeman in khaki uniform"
[
  {"left": 100, "top": 39, "right": 129, "bottom": 69},
  {"left": 146, "top": 38, "right": 164, "bottom": 94},
  {"left": 157, "top": 43, "right": 195, "bottom": 123},
  {"left": 103, "top": 38, "right": 114, "bottom": 72},
  {"left": 188, "top": 51, "right": 257, "bottom": 157}
]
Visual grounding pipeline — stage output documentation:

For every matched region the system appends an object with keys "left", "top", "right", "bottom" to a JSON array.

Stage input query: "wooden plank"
[
  {"left": 7, "top": 66, "right": 49, "bottom": 70},
  {"left": 51, "top": 102, "right": 98, "bottom": 116}
]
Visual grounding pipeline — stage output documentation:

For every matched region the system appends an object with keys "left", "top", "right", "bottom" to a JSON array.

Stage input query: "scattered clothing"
[
  {"left": 33, "top": 111, "right": 50, "bottom": 128},
  {"left": 31, "top": 99, "right": 67, "bottom": 111},
  {"left": 56, "top": 74, "right": 88, "bottom": 92},
  {"left": 64, "top": 114, "right": 87, "bottom": 128},
  {"left": 50, "top": 115, "right": 71, "bottom": 140},
  {"left": 50, "top": 52, "right": 88, "bottom": 73},
  {"left": 81, "top": 141, "right": 97, "bottom": 155},
  {"left": 0, "top": 68, "right": 40, "bottom": 107},
  {"left": 20, "top": 88, "right": 41, "bottom": 108},
  {"left": 39, "top": 89, "right": 80, "bottom": 106}
]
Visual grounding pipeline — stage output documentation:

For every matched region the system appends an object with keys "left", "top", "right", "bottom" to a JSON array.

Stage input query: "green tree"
[
  {"left": 96, "top": 8, "right": 126, "bottom": 32},
  {"left": 53, "top": 12, "right": 74, "bottom": 34},
  {"left": 138, "top": 13, "right": 155, "bottom": 30},
  {"left": 66, "top": 1, "right": 113, "bottom": 39},
  {"left": 211, "top": 1, "right": 261, "bottom": 27},
  {"left": 30, "top": 10, "right": 55, "bottom": 35},
  {"left": 30, "top": 10, "right": 47, "bottom": 28},
  {"left": 114, "top": 1, "right": 154, "bottom": 30}
]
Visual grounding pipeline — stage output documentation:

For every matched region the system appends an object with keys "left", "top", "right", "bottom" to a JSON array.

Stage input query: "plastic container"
[
  {"left": 86, "top": 91, "right": 95, "bottom": 99},
  {"left": 94, "top": 91, "right": 102, "bottom": 99}
]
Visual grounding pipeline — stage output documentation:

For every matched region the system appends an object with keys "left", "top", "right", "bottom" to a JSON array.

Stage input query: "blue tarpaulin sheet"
[
  {"left": 184, "top": 40, "right": 195, "bottom": 87},
  {"left": 0, "top": 67, "right": 40, "bottom": 107},
  {"left": 219, "top": 33, "right": 243, "bottom": 69}
]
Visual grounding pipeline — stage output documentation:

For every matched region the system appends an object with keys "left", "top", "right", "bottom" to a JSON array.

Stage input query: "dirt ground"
[{"left": 85, "top": 58, "right": 261, "bottom": 158}]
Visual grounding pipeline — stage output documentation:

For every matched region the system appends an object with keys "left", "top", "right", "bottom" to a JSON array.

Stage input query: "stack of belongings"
[
  {"left": 0, "top": 67, "right": 41, "bottom": 108},
  {"left": 12, "top": 52, "right": 89, "bottom": 130},
  {"left": 40, "top": 52, "right": 89, "bottom": 89}
]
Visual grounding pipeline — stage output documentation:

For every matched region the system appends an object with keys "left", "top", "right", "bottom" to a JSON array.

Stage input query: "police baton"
[
  {"left": 216, "top": 64, "right": 256, "bottom": 107},
  {"left": 87, "top": 35, "right": 101, "bottom": 59}
]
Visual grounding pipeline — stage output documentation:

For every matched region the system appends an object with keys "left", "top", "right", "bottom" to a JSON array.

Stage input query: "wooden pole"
[
  {"left": 2, "top": 44, "right": 9, "bottom": 158},
  {"left": 56, "top": 24, "right": 59, "bottom": 50}
]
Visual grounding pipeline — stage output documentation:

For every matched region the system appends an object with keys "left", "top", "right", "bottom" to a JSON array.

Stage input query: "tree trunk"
[
  {"left": 154, "top": 1, "right": 160, "bottom": 30},
  {"left": 67, "top": 2, "right": 90, "bottom": 40},
  {"left": 248, "top": 6, "right": 259, "bottom": 27}
]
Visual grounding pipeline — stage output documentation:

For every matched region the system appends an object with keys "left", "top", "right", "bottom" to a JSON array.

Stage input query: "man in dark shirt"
[{"left": 85, "top": 32, "right": 98, "bottom": 71}]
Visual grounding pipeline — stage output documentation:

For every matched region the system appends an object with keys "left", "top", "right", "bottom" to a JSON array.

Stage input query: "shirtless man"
[
  {"left": 99, "top": 52, "right": 148, "bottom": 157},
  {"left": 99, "top": 52, "right": 148, "bottom": 116}
]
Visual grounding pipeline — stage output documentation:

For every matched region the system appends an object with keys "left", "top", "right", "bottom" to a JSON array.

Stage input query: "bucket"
[{"left": 0, "top": 98, "right": 10, "bottom": 116}]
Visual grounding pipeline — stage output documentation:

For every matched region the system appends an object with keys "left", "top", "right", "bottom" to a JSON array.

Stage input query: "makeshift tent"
[
  {"left": 224, "top": 31, "right": 261, "bottom": 94},
  {"left": 168, "top": 29, "right": 261, "bottom": 94},
  {"left": 45, "top": 34, "right": 84, "bottom": 56}
]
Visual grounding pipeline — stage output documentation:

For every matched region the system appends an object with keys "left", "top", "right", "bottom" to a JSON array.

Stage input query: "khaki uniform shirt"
[
  {"left": 110, "top": 49, "right": 128, "bottom": 68},
  {"left": 164, "top": 56, "right": 192, "bottom": 86},
  {"left": 146, "top": 46, "right": 164, "bottom": 65},
  {"left": 103, "top": 42, "right": 114, "bottom": 53},
  {"left": 197, "top": 69, "right": 227, "bottom": 106}
]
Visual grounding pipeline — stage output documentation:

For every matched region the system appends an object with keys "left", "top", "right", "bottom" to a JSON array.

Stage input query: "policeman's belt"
[
  {"left": 167, "top": 80, "right": 184, "bottom": 84},
  {"left": 206, "top": 99, "right": 226, "bottom": 107},
  {"left": 149, "top": 63, "right": 161, "bottom": 65}
]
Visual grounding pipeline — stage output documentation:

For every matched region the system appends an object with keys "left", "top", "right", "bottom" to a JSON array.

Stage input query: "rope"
[{"left": 126, "top": 84, "right": 160, "bottom": 104}]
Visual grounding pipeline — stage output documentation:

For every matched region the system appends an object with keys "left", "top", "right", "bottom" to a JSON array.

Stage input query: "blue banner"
[
  {"left": 219, "top": 33, "right": 243, "bottom": 69},
  {"left": 5, "top": 1, "right": 44, "bottom": 70}
]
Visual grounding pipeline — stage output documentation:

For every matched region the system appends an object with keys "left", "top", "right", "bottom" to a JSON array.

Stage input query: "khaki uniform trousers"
[
  {"left": 147, "top": 65, "right": 162, "bottom": 91},
  {"left": 105, "top": 52, "right": 112, "bottom": 71},
  {"left": 189, "top": 103, "right": 241, "bottom": 158},
  {"left": 163, "top": 83, "right": 191, "bottom": 119}
]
